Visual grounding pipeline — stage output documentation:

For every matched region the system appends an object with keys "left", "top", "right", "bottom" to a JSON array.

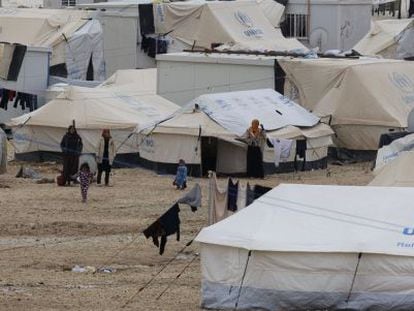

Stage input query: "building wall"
[{"left": 286, "top": 0, "right": 372, "bottom": 51}]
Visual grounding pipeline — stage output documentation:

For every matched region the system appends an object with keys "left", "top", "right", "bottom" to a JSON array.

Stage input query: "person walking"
[
  {"left": 60, "top": 125, "right": 83, "bottom": 186},
  {"left": 96, "top": 129, "right": 116, "bottom": 186},
  {"left": 79, "top": 162, "right": 93, "bottom": 203}
]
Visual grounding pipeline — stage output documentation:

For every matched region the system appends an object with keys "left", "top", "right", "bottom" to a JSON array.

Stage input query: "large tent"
[
  {"left": 279, "top": 58, "right": 414, "bottom": 150},
  {"left": 353, "top": 19, "right": 414, "bottom": 60},
  {"left": 153, "top": 0, "right": 305, "bottom": 52},
  {"left": 8, "top": 70, "right": 179, "bottom": 163},
  {"left": 138, "top": 89, "right": 333, "bottom": 175},
  {"left": 0, "top": 8, "right": 105, "bottom": 81},
  {"left": 196, "top": 183, "right": 414, "bottom": 310}
]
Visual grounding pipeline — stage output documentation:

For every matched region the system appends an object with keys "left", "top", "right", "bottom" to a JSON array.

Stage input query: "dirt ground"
[{"left": 0, "top": 160, "right": 374, "bottom": 311}]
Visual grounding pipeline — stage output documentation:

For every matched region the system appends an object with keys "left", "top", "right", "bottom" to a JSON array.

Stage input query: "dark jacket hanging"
[{"left": 227, "top": 179, "right": 239, "bottom": 212}]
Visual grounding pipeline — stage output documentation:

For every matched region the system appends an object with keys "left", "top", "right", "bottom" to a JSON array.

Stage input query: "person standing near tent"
[
  {"left": 60, "top": 125, "right": 83, "bottom": 186},
  {"left": 96, "top": 129, "right": 116, "bottom": 186},
  {"left": 240, "top": 119, "right": 266, "bottom": 178}
]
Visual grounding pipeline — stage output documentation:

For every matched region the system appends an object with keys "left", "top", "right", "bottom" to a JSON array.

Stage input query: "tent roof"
[
  {"left": 370, "top": 151, "right": 414, "bottom": 187},
  {"left": 8, "top": 82, "right": 178, "bottom": 130},
  {"left": 154, "top": 0, "right": 305, "bottom": 52},
  {"left": 190, "top": 88, "right": 319, "bottom": 136},
  {"left": 0, "top": 8, "right": 90, "bottom": 47},
  {"left": 353, "top": 19, "right": 414, "bottom": 56},
  {"left": 279, "top": 58, "right": 414, "bottom": 127},
  {"left": 196, "top": 184, "right": 414, "bottom": 257}
]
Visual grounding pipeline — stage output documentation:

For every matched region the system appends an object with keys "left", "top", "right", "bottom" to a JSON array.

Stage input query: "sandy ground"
[{"left": 0, "top": 160, "right": 374, "bottom": 311}]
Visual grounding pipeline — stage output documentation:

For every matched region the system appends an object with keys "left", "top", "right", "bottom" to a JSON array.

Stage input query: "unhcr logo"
[
  {"left": 234, "top": 11, "right": 253, "bottom": 28},
  {"left": 389, "top": 72, "right": 414, "bottom": 94},
  {"left": 403, "top": 227, "right": 414, "bottom": 235}
]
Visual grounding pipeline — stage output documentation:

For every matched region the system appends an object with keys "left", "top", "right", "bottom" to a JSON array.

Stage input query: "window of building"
[
  {"left": 61, "top": 0, "right": 76, "bottom": 7},
  {"left": 284, "top": 14, "right": 309, "bottom": 40}
]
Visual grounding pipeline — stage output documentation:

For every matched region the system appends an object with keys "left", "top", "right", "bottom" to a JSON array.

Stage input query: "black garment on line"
[
  {"left": 143, "top": 203, "right": 180, "bottom": 255},
  {"left": 294, "top": 139, "right": 307, "bottom": 172},
  {"left": 246, "top": 183, "right": 255, "bottom": 206},
  {"left": 274, "top": 60, "right": 286, "bottom": 95},
  {"left": 247, "top": 145, "right": 264, "bottom": 178},
  {"left": 227, "top": 179, "right": 238, "bottom": 212},
  {"left": 0, "top": 89, "right": 9, "bottom": 110},
  {"left": 138, "top": 4, "right": 155, "bottom": 35},
  {"left": 7, "top": 44, "right": 27, "bottom": 81}
]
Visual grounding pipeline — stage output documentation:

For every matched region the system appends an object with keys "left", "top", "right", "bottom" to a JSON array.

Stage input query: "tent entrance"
[{"left": 201, "top": 137, "right": 218, "bottom": 176}]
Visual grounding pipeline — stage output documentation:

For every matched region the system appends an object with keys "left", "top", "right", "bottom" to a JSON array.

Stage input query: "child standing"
[
  {"left": 79, "top": 163, "right": 93, "bottom": 203},
  {"left": 173, "top": 159, "right": 187, "bottom": 190}
]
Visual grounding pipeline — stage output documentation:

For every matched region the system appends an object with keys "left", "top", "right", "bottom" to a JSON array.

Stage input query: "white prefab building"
[
  {"left": 196, "top": 184, "right": 414, "bottom": 310},
  {"left": 284, "top": 0, "right": 372, "bottom": 51}
]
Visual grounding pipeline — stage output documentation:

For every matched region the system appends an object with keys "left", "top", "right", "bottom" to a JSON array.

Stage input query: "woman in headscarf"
[
  {"left": 96, "top": 129, "right": 116, "bottom": 186},
  {"left": 240, "top": 119, "right": 266, "bottom": 178},
  {"left": 60, "top": 125, "right": 83, "bottom": 186}
]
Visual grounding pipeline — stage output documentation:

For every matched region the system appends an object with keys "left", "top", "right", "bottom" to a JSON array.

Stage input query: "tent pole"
[
  {"left": 346, "top": 252, "right": 362, "bottom": 303},
  {"left": 234, "top": 250, "right": 252, "bottom": 310},
  {"left": 208, "top": 171, "right": 213, "bottom": 225}
]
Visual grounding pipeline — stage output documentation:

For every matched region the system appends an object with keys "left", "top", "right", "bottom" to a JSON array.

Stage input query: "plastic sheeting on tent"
[
  {"left": 353, "top": 19, "right": 414, "bottom": 59},
  {"left": 279, "top": 57, "right": 414, "bottom": 150},
  {"left": 0, "top": 8, "right": 105, "bottom": 80},
  {"left": 8, "top": 69, "right": 179, "bottom": 155},
  {"left": 153, "top": 0, "right": 305, "bottom": 52},
  {"left": 196, "top": 183, "right": 414, "bottom": 310},
  {"left": 370, "top": 151, "right": 414, "bottom": 186},
  {"left": 374, "top": 133, "right": 414, "bottom": 171},
  {"left": 0, "top": 128, "right": 7, "bottom": 174},
  {"left": 138, "top": 89, "right": 333, "bottom": 174},
  {"left": 191, "top": 89, "right": 319, "bottom": 136}
]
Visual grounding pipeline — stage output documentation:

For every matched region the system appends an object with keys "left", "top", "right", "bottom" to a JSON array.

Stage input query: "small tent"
[
  {"left": 153, "top": 0, "right": 305, "bottom": 52},
  {"left": 196, "top": 183, "right": 414, "bottom": 310},
  {"left": 0, "top": 8, "right": 105, "bottom": 81},
  {"left": 0, "top": 128, "right": 7, "bottom": 174},
  {"left": 138, "top": 89, "right": 333, "bottom": 175},
  {"left": 279, "top": 58, "right": 414, "bottom": 150},
  {"left": 353, "top": 19, "right": 414, "bottom": 59},
  {"left": 374, "top": 133, "right": 414, "bottom": 171},
  {"left": 370, "top": 151, "right": 414, "bottom": 187},
  {"left": 8, "top": 70, "right": 179, "bottom": 163}
]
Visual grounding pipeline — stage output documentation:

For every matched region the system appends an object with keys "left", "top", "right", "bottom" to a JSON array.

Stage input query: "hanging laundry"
[
  {"left": 143, "top": 203, "right": 180, "bottom": 255},
  {"left": 254, "top": 185, "right": 272, "bottom": 200},
  {"left": 0, "top": 89, "right": 8, "bottom": 110},
  {"left": 294, "top": 139, "right": 307, "bottom": 171},
  {"left": 236, "top": 183, "right": 247, "bottom": 210},
  {"left": 177, "top": 183, "right": 202, "bottom": 212},
  {"left": 209, "top": 173, "right": 228, "bottom": 224},
  {"left": 139, "top": 3, "right": 155, "bottom": 35},
  {"left": 246, "top": 182, "right": 255, "bottom": 206},
  {"left": 269, "top": 137, "right": 293, "bottom": 167},
  {"left": 227, "top": 179, "right": 238, "bottom": 212}
]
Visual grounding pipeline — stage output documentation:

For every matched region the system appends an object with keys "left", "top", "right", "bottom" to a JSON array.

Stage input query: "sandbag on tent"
[
  {"left": 153, "top": 0, "right": 305, "bottom": 52},
  {"left": 196, "top": 184, "right": 414, "bottom": 311},
  {"left": 0, "top": 128, "right": 7, "bottom": 174},
  {"left": 279, "top": 58, "right": 414, "bottom": 150},
  {"left": 353, "top": 19, "right": 414, "bottom": 59},
  {"left": 370, "top": 151, "right": 414, "bottom": 186},
  {"left": 138, "top": 89, "right": 333, "bottom": 176}
]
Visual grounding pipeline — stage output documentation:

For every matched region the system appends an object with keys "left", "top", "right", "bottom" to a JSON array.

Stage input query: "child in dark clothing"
[
  {"left": 173, "top": 159, "right": 187, "bottom": 190},
  {"left": 79, "top": 163, "right": 93, "bottom": 203}
]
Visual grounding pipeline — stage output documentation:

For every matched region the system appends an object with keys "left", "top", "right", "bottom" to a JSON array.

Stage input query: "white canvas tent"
[
  {"left": 353, "top": 19, "right": 414, "bottom": 59},
  {"left": 196, "top": 183, "right": 414, "bottom": 310},
  {"left": 139, "top": 89, "right": 333, "bottom": 175},
  {"left": 374, "top": 133, "right": 414, "bottom": 171},
  {"left": 153, "top": 0, "right": 305, "bottom": 52},
  {"left": 370, "top": 151, "right": 414, "bottom": 186},
  {"left": 8, "top": 69, "right": 179, "bottom": 162},
  {"left": 0, "top": 8, "right": 105, "bottom": 81},
  {"left": 279, "top": 58, "right": 414, "bottom": 150}
]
